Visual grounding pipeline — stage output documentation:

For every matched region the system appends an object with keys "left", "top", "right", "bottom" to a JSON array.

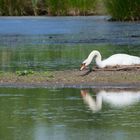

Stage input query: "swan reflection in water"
[{"left": 81, "top": 89, "right": 140, "bottom": 113}]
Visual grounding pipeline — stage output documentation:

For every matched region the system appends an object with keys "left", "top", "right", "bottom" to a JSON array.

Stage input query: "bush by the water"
[{"left": 104, "top": 0, "right": 140, "bottom": 21}]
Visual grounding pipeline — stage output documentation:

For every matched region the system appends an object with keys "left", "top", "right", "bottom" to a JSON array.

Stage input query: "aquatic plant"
[{"left": 104, "top": 0, "right": 140, "bottom": 21}]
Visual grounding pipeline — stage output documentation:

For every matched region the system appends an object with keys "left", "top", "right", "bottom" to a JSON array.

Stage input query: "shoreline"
[
  {"left": 0, "top": 83, "right": 139, "bottom": 89},
  {"left": 0, "top": 69, "right": 139, "bottom": 88}
]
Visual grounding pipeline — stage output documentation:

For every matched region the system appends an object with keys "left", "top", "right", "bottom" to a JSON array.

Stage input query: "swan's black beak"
[{"left": 80, "top": 63, "right": 86, "bottom": 71}]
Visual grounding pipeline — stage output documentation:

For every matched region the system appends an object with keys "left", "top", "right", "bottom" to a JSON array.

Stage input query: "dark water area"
[
  {"left": 0, "top": 88, "right": 140, "bottom": 140},
  {"left": 0, "top": 16, "right": 140, "bottom": 71}
]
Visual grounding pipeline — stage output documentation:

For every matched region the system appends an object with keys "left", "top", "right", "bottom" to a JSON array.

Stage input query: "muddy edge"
[{"left": 0, "top": 69, "right": 139, "bottom": 88}]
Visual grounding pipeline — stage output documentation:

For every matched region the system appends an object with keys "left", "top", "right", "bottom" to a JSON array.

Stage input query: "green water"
[
  {"left": 0, "top": 16, "right": 140, "bottom": 71},
  {"left": 0, "top": 88, "right": 140, "bottom": 140},
  {"left": 0, "top": 44, "right": 140, "bottom": 71}
]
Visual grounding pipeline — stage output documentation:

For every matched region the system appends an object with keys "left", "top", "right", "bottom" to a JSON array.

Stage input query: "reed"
[
  {"left": 104, "top": 0, "right": 140, "bottom": 21},
  {"left": 68, "top": 0, "right": 97, "bottom": 15},
  {"left": 45, "top": 0, "right": 69, "bottom": 16},
  {"left": 0, "top": 0, "right": 97, "bottom": 16},
  {"left": 45, "top": 0, "right": 97, "bottom": 16},
  {"left": 31, "top": 0, "right": 39, "bottom": 16},
  {"left": 0, "top": 0, "right": 28, "bottom": 15}
]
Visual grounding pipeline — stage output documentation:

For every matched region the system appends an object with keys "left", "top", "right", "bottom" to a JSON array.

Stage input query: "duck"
[{"left": 80, "top": 50, "right": 140, "bottom": 70}]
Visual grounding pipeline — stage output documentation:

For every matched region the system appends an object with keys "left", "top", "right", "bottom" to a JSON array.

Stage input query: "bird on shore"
[{"left": 80, "top": 50, "right": 140, "bottom": 70}]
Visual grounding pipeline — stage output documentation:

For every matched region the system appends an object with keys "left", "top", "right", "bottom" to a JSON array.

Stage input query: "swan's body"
[{"left": 80, "top": 50, "right": 140, "bottom": 70}]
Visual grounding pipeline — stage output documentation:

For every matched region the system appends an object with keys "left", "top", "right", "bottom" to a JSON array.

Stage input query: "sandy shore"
[{"left": 0, "top": 69, "right": 139, "bottom": 88}]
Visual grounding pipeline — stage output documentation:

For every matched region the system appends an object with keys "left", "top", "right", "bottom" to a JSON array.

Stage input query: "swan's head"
[
  {"left": 80, "top": 63, "right": 86, "bottom": 71},
  {"left": 81, "top": 90, "right": 87, "bottom": 96},
  {"left": 80, "top": 59, "right": 90, "bottom": 70},
  {"left": 80, "top": 50, "right": 100, "bottom": 70}
]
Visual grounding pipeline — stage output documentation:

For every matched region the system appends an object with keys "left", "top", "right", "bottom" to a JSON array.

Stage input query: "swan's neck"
[
  {"left": 87, "top": 50, "right": 103, "bottom": 67},
  {"left": 96, "top": 94, "right": 102, "bottom": 110}
]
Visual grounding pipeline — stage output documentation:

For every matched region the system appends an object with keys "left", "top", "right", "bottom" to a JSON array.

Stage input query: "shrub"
[{"left": 104, "top": 0, "right": 140, "bottom": 21}]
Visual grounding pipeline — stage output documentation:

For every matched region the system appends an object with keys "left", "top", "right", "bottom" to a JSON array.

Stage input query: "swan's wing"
[
  {"left": 102, "top": 54, "right": 140, "bottom": 66},
  {"left": 100, "top": 91, "right": 140, "bottom": 107}
]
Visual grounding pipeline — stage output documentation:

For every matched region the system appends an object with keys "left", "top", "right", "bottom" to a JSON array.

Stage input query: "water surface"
[
  {"left": 0, "top": 88, "right": 140, "bottom": 140},
  {"left": 0, "top": 16, "right": 140, "bottom": 71}
]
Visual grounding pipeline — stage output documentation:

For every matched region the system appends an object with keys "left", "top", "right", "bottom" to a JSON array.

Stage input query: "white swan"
[
  {"left": 81, "top": 89, "right": 140, "bottom": 113},
  {"left": 80, "top": 50, "right": 140, "bottom": 70},
  {"left": 81, "top": 90, "right": 102, "bottom": 112}
]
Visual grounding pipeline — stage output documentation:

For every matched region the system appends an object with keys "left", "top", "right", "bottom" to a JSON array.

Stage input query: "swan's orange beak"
[
  {"left": 81, "top": 90, "right": 87, "bottom": 96},
  {"left": 80, "top": 63, "right": 86, "bottom": 71}
]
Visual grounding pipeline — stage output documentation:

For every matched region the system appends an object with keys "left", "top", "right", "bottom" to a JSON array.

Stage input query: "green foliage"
[
  {"left": 0, "top": 0, "right": 139, "bottom": 19},
  {"left": 45, "top": 0, "right": 68, "bottom": 15},
  {"left": 69, "top": 0, "right": 97, "bottom": 15},
  {"left": 15, "top": 70, "right": 54, "bottom": 78},
  {"left": 0, "top": 0, "right": 28, "bottom": 16},
  {"left": 0, "top": 0, "right": 97, "bottom": 16},
  {"left": 31, "top": 0, "right": 39, "bottom": 15},
  {"left": 0, "top": 0, "right": 45, "bottom": 16},
  {"left": 104, "top": 0, "right": 140, "bottom": 21},
  {"left": 16, "top": 70, "right": 34, "bottom": 76},
  {"left": 43, "top": 71, "right": 54, "bottom": 78},
  {"left": 45, "top": 0, "right": 97, "bottom": 15}
]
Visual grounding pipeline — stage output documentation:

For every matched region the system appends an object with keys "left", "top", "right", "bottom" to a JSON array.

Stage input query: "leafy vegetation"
[
  {"left": 16, "top": 70, "right": 34, "bottom": 76},
  {"left": 104, "top": 0, "right": 140, "bottom": 21},
  {"left": 0, "top": 0, "right": 97, "bottom": 16},
  {"left": 15, "top": 70, "right": 54, "bottom": 78},
  {"left": 0, "top": 0, "right": 139, "bottom": 20}
]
